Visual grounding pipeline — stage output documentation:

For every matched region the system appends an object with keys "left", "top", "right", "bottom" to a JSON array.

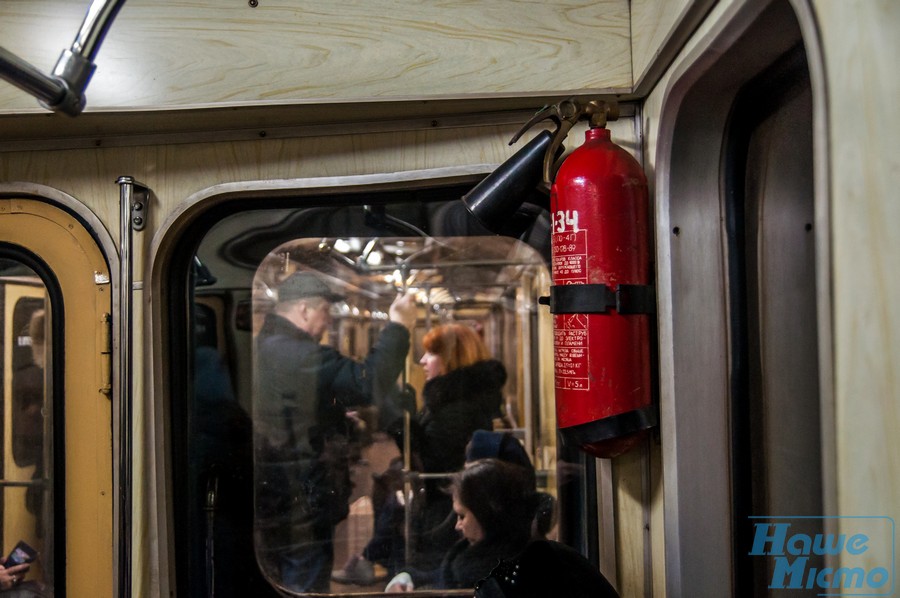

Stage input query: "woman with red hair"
[
  {"left": 415, "top": 323, "right": 505, "bottom": 473},
  {"left": 334, "top": 323, "right": 507, "bottom": 585},
  {"left": 400, "top": 323, "right": 508, "bottom": 572}
]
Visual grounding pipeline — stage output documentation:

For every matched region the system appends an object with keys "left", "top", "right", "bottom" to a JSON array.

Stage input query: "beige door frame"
[{"left": 0, "top": 197, "right": 113, "bottom": 598}]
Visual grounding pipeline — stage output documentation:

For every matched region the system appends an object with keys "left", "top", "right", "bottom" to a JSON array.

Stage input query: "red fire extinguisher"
[{"left": 513, "top": 98, "right": 657, "bottom": 458}]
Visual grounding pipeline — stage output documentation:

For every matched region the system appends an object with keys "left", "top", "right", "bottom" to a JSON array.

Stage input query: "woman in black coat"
[
  {"left": 408, "top": 324, "right": 507, "bottom": 569},
  {"left": 335, "top": 323, "right": 507, "bottom": 583},
  {"left": 414, "top": 323, "right": 507, "bottom": 476},
  {"left": 385, "top": 459, "right": 538, "bottom": 592}
]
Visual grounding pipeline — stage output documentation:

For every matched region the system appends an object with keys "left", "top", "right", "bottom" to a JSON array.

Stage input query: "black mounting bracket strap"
[{"left": 539, "top": 283, "right": 656, "bottom": 315}]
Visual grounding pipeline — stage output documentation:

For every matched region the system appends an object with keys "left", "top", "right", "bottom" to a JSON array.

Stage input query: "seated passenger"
[
  {"left": 465, "top": 430, "right": 534, "bottom": 483},
  {"left": 474, "top": 539, "right": 620, "bottom": 598},
  {"left": 421, "top": 430, "right": 557, "bottom": 553},
  {"left": 384, "top": 458, "right": 538, "bottom": 592},
  {"left": 465, "top": 430, "right": 558, "bottom": 541}
]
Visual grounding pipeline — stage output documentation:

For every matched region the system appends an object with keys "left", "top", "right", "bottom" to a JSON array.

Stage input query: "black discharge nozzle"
[{"left": 462, "top": 129, "right": 555, "bottom": 233}]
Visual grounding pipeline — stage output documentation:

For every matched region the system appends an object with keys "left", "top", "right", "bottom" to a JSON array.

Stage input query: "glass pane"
[
  {"left": 251, "top": 234, "right": 554, "bottom": 594},
  {"left": 1, "top": 262, "right": 54, "bottom": 594},
  {"left": 188, "top": 200, "right": 557, "bottom": 596}
]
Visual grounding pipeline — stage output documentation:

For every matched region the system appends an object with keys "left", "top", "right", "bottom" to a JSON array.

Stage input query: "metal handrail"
[
  {"left": 0, "top": 479, "right": 47, "bottom": 488},
  {"left": 0, "top": 0, "right": 127, "bottom": 115}
]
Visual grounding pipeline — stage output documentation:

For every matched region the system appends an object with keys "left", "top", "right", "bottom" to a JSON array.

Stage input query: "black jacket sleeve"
[{"left": 322, "top": 322, "right": 411, "bottom": 408}]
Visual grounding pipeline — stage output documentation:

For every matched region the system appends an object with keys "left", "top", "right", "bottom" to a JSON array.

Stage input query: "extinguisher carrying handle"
[
  {"left": 509, "top": 97, "right": 620, "bottom": 189},
  {"left": 539, "top": 283, "right": 656, "bottom": 315}
]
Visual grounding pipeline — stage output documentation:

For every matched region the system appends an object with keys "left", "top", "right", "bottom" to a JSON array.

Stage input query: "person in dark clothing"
[
  {"left": 385, "top": 459, "right": 538, "bottom": 592},
  {"left": 465, "top": 431, "right": 558, "bottom": 540},
  {"left": 413, "top": 429, "right": 547, "bottom": 567},
  {"left": 13, "top": 310, "right": 46, "bottom": 527},
  {"left": 415, "top": 349, "right": 507, "bottom": 476},
  {"left": 465, "top": 430, "right": 534, "bottom": 480},
  {"left": 253, "top": 271, "right": 416, "bottom": 593},
  {"left": 474, "top": 539, "right": 620, "bottom": 598},
  {"left": 335, "top": 323, "right": 508, "bottom": 583},
  {"left": 407, "top": 324, "right": 507, "bottom": 569}
]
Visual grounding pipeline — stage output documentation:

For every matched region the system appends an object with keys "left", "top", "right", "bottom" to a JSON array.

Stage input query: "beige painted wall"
[
  {"left": 0, "top": 0, "right": 632, "bottom": 112},
  {"left": 811, "top": 0, "right": 900, "bottom": 567}
]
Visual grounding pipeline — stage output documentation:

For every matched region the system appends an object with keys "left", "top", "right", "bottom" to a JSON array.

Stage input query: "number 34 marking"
[{"left": 553, "top": 210, "right": 579, "bottom": 233}]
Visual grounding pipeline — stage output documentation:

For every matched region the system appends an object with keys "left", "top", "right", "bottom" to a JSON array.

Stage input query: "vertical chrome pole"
[
  {"left": 403, "top": 411, "right": 412, "bottom": 565},
  {"left": 116, "top": 176, "right": 147, "bottom": 598}
]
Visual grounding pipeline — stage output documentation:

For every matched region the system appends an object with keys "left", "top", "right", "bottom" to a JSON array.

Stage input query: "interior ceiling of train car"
[
  {"left": 0, "top": 0, "right": 662, "bottom": 147},
  {"left": 256, "top": 234, "right": 546, "bottom": 311}
]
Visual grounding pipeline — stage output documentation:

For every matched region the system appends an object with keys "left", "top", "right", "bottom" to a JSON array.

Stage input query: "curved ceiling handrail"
[{"left": 0, "top": 0, "right": 126, "bottom": 116}]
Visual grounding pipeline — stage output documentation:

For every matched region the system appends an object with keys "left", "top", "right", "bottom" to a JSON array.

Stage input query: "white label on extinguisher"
[
  {"left": 551, "top": 221, "right": 587, "bottom": 284},
  {"left": 555, "top": 318, "right": 589, "bottom": 390},
  {"left": 552, "top": 211, "right": 590, "bottom": 391}
]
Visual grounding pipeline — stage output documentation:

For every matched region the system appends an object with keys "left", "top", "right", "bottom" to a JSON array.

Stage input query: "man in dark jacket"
[{"left": 253, "top": 271, "right": 416, "bottom": 592}]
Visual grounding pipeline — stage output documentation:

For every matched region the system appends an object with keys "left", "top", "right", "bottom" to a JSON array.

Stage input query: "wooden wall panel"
[
  {"left": 2, "top": 128, "right": 498, "bottom": 237},
  {"left": 630, "top": 0, "right": 692, "bottom": 86},
  {"left": 0, "top": 117, "right": 636, "bottom": 249},
  {"left": 0, "top": 0, "right": 632, "bottom": 112},
  {"left": 811, "top": 0, "right": 900, "bottom": 550}
]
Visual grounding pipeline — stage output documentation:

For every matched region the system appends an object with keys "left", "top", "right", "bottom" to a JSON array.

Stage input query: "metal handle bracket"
[{"left": 539, "top": 283, "right": 656, "bottom": 315}]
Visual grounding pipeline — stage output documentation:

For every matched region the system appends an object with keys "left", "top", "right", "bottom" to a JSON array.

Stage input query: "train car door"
[
  {"left": 0, "top": 198, "right": 113, "bottom": 597},
  {"left": 656, "top": 2, "right": 826, "bottom": 594}
]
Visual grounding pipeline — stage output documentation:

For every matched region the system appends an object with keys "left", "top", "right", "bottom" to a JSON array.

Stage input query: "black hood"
[{"left": 423, "top": 359, "right": 507, "bottom": 413}]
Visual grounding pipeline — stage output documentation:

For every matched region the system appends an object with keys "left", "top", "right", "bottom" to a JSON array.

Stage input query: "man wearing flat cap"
[{"left": 254, "top": 271, "right": 417, "bottom": 592}]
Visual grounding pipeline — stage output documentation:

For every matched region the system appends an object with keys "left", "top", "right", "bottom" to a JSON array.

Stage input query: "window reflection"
[
  {"left": 1, "top": 262, "right": 53, "bottom": 594},
  {"left": 250, "top": 236, "right": 555, "bottom": 594}
]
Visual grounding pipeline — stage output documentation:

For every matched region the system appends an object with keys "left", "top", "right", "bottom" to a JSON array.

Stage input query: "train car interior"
[{"left": 0, "top": 0, "right": 897, "bottom": 597}]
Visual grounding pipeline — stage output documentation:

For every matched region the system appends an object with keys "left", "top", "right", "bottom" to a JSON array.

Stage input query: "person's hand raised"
[{"left": 389, "top": 293, "right": 417, "bottom": 330}]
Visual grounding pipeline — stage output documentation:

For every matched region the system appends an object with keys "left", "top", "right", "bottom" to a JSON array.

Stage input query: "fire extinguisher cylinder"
[{"left": 549, "top": 126, "right": 657, "bottom": 459}]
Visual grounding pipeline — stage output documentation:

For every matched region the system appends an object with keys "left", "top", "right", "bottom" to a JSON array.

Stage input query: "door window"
[
  {"left": 180, "top": 196, "right": 561, "bottom": 596},
  {"left": 0, "top": 260, "right": 53, "bottom": 594}
]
